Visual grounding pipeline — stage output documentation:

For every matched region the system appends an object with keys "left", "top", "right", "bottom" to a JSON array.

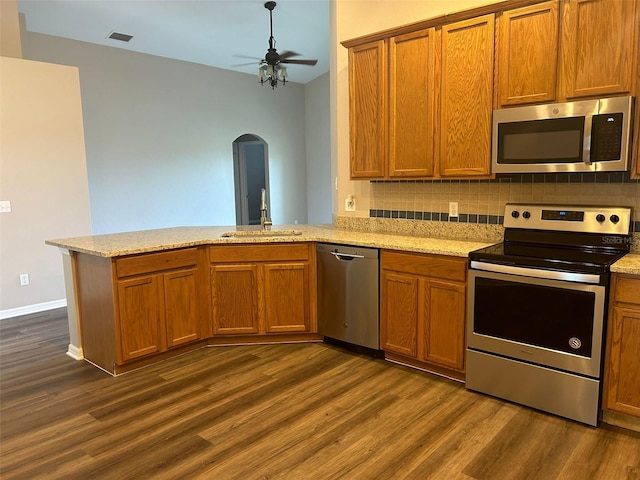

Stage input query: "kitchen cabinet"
[
  {"left": 209, "top": 243, "right": 316, "bottom": 336},
  {"left": 604, "top": 274, "right": 640, "bottom": 418},
  {"left": 438, "top": 15, "right": 494, "bottom": 177},
  {"left": 348, "top": 40, "right": 387, "bottom": 179},
  {"left": 347, "top": 29, "right": 436, "bottom": 180},
  {"left": 345, "top": 18, "right": 491, "bottom": 179},
  {"left": 116, "top": 248, "right": 203, "bottom": 361},
  {"left": 76, "top": 247, "right": 208, "bottom": 374},
  {"left": 388, "top": 28, "right": 436, "bottom": 178},
  {"left": 497, "top": 1, "right": 559, "bottom": 106},
  {"left": 381, "top": 250, "right": 467, "bottom": 379},
  {"left": 559, "top": 0, "right": 638, "bottom": 100}
]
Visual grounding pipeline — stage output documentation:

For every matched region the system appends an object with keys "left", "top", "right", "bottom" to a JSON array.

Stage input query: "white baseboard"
[
  {"left": 66, "top": 344, "right": 84, "bottom": 360},
  {"left": 0, "top": 299, "right": 67, "bottom": 320}
]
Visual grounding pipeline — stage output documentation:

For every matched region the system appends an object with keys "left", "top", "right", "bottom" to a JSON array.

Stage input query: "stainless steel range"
[{"left": 466, "top": 203, "right": 632, "bottom": 426}]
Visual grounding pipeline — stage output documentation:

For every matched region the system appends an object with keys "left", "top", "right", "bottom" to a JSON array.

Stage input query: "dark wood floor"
[{"left": 1, "top": 309, "right": 639, "bottom": 479}]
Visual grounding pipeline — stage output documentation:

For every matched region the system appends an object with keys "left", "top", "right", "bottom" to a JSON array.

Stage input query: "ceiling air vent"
[{"left": 107, "top": 31, "right": 133, "bottom": 42}]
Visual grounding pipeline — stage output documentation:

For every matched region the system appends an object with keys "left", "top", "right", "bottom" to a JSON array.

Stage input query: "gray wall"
[
  {"left": 23, "top": 31, "right": 319, "bottom": 234},
  {"left": 305, "top": 72, "right": 332, "bottom": 224}
]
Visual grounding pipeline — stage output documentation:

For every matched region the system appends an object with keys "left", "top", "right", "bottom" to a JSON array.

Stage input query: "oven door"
[{"left": 467, "top": 268, "right": 606, "bottom": 378}]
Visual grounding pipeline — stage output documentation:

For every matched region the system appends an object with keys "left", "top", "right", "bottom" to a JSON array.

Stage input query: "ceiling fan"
[{"left": 232, "top": 1, "right": 318, "bottom": 88}]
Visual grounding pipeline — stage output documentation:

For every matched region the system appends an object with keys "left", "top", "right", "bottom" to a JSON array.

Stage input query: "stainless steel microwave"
[{"left": 492, "top": 96, "right": 634, "bottom": 173}]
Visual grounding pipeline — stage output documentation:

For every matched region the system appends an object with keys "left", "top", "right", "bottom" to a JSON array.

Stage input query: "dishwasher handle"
[{"left": 330, "top": 251, "right": 365, "bottom": 261}]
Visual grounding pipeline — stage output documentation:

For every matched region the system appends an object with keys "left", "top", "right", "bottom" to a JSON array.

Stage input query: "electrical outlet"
[
  {"left": 0, "top": 200, "right": 11, "bottom": 213},
  {"left": 449, "top": 202, "right": 459, "bottom": 218},
  {"left": 19, "top": 273, "right": 29, "bottom": 286},
  {"left": 345, "top": 195, "right": 356, "bottom": 212}
]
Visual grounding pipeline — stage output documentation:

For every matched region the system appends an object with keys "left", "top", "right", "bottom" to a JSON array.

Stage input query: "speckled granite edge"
[
  {"left": 334, "top": 216, "right": 504, "bottom": 243},
  {"left": 612, "top": 252, "right": 640, "bottom": 275}
]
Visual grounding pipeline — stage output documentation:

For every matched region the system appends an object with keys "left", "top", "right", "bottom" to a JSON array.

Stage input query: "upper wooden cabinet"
[
  {"left": 497, "top": 1, "right": 559, "bottom": 106},
  {"left": 389, "top": 29, "right": 436, "bottom": 178},
  {"left": 559, "top": 0, "right": 638, "bottom": 100},
  {"left": 348, "top": 41, "right": 387, "bottom": 179},
  {"left": 439, "top": 15, "right": 494, "bottom": 177}
]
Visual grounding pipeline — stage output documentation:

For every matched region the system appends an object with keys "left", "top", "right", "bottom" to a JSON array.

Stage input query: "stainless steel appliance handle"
[
  {"left": 330, "top": 251, "right": 365, "bottom": 261},
  {"left": 469, "top": 261, "right": 601, "bottom": 284}
]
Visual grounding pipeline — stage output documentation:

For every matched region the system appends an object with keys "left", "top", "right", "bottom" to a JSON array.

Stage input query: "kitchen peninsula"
[{"left": 46, "top": 224, "right": 495, "bottom": 375}]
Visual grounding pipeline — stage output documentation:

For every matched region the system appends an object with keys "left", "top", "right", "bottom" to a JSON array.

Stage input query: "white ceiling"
[{"left": 17, "top": 0, "right": 330, "bottom": 85}]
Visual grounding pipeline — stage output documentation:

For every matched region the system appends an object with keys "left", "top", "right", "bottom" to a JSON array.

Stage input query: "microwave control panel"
[{"left": 591, "top": 112, "right": 623, "bottom": 161}]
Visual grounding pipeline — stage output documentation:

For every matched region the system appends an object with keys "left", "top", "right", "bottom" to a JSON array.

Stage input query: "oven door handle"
[{"left": 469, "top": 261, "right": 602, "bottom": 284}]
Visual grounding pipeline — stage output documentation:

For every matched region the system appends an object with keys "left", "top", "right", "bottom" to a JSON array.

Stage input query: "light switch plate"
[{"left": 0, "top": 201, "right": 11, "bottom": 213}]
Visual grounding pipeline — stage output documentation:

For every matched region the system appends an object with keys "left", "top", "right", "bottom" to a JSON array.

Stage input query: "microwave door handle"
[{"left": 583, "top": 114, "right": 594, "bottom": 165}]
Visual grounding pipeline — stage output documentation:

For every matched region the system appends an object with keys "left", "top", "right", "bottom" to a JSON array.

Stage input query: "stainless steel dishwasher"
[{"left": 317, "top": 243, "right": 380, "bottom": 354}]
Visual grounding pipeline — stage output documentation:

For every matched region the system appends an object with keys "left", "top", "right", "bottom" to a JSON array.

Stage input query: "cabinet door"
[
  {"left": 389, "top": 28, "right": 435, "bottom": 178},
  {"left": 439, "top": 15, "right": 494, "bottom": 177},
  {"left": 605, "top": 306, "right": 640, "bottom": 417},
  {"left": 117, "top": 275, "right": 164, "bottom": 362},
  {"left": 498, "top": 1, "right": 559, "bottom": 106},
  {"left": 560, "top": 0, "right": 637, "bottom": 99},
  {"left": 381, "top": 271, "right": 418, "bottom": 357},
  {"left": 211, "top": 264, "right": 259, "bottom": 335},
  {"left": 423, "top": 280, "right": 466, "bottom": 370},
  {"left": 263, "top": 262, "right": 310, "bottom": 333},
  {"left": 349, "top": 40, "right": 387, "bottom": 179},
  {"left": 164, "top": 268, "right": 200, "bottom": 348}
]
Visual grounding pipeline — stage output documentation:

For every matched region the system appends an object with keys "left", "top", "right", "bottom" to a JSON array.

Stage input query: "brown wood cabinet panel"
[
  {"left": 210, "top": 264, "right": 259, "bottom": 335},
  {"left": 116, "top": 248, "right": 198, "bottom": 278},
  {"left": 208, "top": 243, "right": 310, "bottom": 264},
  {"left": 389, "top": 28, "right": 435, "bottom": 178},
  {"left": 439, "top": 14, "right": 494, "bottom": 177},
  {"left": 75, "top": 253, "right": 117, "bottom": 372},
  {"left": 560, "top": 0, "right": 637, "bottom": 99},
  {"left": 349, "top": 40, "right": 387, "bottom": 179},
  {"left": 381, "top": 250, "right": 466, "bottom": 282},
  {"left": 263, "top": 263, "right": 310, "bottom": 333},
  {"left": 498, "top": 1, "right": 559, "bottom": 106},
  {"left": 164, "top": 268, "right": 200, "bottom": 348},
  {"left": 605, "top": 306, "right": 640, "bottom": 417},
  {"left": 612, "top": 276, "right": 640, "bottom": 306},
  {"left": 424, "top": 280, "right": 466, "bottom": 370},
  {"left": 381, "top": 271, "right": 418, "bottom": 357},
  {"left": 117, "top": 275, "right": 164, "bottom": 362}
]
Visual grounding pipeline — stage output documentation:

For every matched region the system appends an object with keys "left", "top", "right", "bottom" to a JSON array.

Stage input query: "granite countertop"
[
  {"left": 45, "top": 224, "right": 496, "bottom": 258},
  {"left": 611, "top": 253, "right": 640, "bottom": 276}
]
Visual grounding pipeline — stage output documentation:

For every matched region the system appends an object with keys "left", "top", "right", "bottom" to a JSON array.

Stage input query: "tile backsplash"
[{"left": 369, "top": 172, "right": 640, "bottom": 232}]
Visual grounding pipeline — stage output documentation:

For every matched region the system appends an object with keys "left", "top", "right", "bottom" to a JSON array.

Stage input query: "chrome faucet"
[{"left": 260, "top": 188, "right": 272, "bottom": 231}]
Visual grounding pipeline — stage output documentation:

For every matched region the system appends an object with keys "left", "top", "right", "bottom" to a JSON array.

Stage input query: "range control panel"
[{"left": 504, "top": 203, "right": 631, "bottom": 235}]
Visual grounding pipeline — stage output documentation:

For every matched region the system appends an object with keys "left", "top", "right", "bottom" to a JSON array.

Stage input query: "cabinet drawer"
[
  {"left": 612, "top": 276, "right": 640, "bottom": 306},
  {"left": 381, "top": 250, "right": 466, "bottom": 282},
  {"left": 209, "top": 243, "right": 311, "bottom": 263},
  {"left": 116, "top": 248, "right": 198, "bottom": 278}
]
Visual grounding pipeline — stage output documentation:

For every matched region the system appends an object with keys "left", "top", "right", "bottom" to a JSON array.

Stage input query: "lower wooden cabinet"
[
  {"left": 75, "top": 247, "right": 208, "bottom": 374},
  {"left": 381, "top": 250, "right": 467, "bottom": 378},
  {"left": 209, "top": 243, "right": 316, "bottom": 336},
  {"left": 604, "top": 274, "right": 640, "bottom": 418}
]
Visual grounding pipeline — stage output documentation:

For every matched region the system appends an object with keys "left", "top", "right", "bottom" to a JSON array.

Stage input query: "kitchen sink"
[{"left": 221, "top": 230, "right": 303, "bottom": 238}]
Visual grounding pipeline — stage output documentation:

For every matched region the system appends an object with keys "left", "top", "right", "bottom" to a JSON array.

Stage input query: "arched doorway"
[{"left": 232, "top": 134, "right": 270, "bottom": 226}]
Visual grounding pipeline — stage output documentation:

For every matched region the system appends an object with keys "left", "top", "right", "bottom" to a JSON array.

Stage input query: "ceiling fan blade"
[
  {"left": 230, "top": 62, "right": 261, "bottom": 67},
  {"left": 232, "top": 54, "right": 264, "bottom": 60},
  {"left": 281, "top": 59, "right": 318, "bottom": 66},
  {"left": 279, "top": 50, "right": 300, "bottom": 60}
]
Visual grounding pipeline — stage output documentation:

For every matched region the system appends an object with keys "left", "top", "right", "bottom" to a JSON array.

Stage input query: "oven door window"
[
  {"left": 497, "top": 116, "right": 584, "bottom": 165},
  {"left": 473, "top": 277, "right": 595, "bottom": 357}
]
